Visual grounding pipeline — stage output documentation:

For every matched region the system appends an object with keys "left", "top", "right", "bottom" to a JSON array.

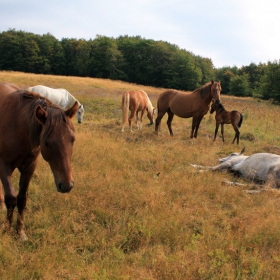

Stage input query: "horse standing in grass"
[
  {"left": 28, "top": 85, "right": 84, "bottom": 123},
  {"left": 121, "top": 90, "right": 155, "bottom": 132},
  {"left": 210, "top": 102, "right": 243, "bottom": 144},
  {"left": 155, "top": 80, "right": 221, "bottom": 138},
  {"left": 0, "top": 83, "right": 78, "bottom": 240}
]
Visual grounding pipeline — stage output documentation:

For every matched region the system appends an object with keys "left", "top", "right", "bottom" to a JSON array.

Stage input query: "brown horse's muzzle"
[{"left": 56, "top": 180, "right": 74, "bottom": 193}]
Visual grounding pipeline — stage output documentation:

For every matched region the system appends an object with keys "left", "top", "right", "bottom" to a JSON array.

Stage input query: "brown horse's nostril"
[{"left": 58, "top": 180, "right": 74, "bottom": 193}]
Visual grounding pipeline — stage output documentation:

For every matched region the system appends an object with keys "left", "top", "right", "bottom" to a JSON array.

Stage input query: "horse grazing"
[
  {"left": 0, "top": 83, "right": 78, "bottom": 240},
  {"left": 210, "top": 102, "right": 243, "bottom": 144},
  {"left": 121, "top": 90, "right": 155, "bottom": 132},
  {"left": 191, "top": 148, "right": 280, "bottom": 190},
  {"left": 28, "top": 85, "right": 84, "bottom": 123},
  {"left": 155, "top": 80, "right": 221, "bottom": 138}
]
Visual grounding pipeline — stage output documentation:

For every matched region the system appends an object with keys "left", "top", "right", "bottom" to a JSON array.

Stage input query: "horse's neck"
[
  {"left": 66, "top": 92, "right": 78, "bottom": 107},
  {"left": 146, "top": 98, "right": 153, "bottom": 112},
  {"left": 216, "top": 106, "right": 225, "bottom": 114}
]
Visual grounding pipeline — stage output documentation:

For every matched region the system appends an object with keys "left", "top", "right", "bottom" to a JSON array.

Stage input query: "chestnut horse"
[
  {"left": 121, "top": 90, "right": 155, "bottom": 132},
  {"left": 210, "top": 102, "right": 243, "bottom": 144},
  {"left": 0, "top": 83, "right": 78, "bottom": 240},
  {"left": 155, "top": 80, "right": 221, "bottom": 138}
]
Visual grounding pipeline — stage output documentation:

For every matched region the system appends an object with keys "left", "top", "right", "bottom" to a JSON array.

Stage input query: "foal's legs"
[
  {"left": 232, "top": 125, "right": 240, "bottom": 144},
  {"left": 213, "top": 123, "right": 220, "bottom": 141},
  {"left": 221, "top": 124, "right": 225, "bottom": 142}
]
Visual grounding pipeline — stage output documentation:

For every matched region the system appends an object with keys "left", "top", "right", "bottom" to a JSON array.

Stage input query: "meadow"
[{"left": 1, "top": 71, "right": 280, "bottom": 279}]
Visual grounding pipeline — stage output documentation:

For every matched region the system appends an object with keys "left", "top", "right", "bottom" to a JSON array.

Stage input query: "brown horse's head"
[
  {"left": 35, "top": 101, "right": 79, "bottom": 193},
  {"left": 210, "top": 80, "right": 222, "bottom": 104}
]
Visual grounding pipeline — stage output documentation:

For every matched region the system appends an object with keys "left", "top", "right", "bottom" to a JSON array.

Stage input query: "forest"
[{"left": 1, "top": 29, "right": 280, "bottom": 102}]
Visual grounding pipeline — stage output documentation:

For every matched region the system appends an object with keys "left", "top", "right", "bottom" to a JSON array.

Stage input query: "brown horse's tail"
[
  {"left": 238, "top": 113, "right": 243, "bottom": 128},
  {"left": 121, "top": 92, "right": 130, "bottom": 132}
]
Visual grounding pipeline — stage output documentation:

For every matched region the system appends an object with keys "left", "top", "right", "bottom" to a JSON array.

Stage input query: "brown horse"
[
  {"left": 155, "top": 80, "right": 221, "bottom": 138},
  {"left": 0, "top": 83, "right": 78, "bottom": 240},
  {"left": 121, "top": 90, "right": 155, "bottom": 132},
  {"left": 210, "top": 102, "right": 243, "bottom": 144}
]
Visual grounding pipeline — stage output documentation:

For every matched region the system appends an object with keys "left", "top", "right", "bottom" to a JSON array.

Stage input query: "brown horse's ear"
[
  {"left": 36, "top": 105, "right": 48, "bottom": 124},
  {"left": 211, "top": 80, "right": 214, "bottom": 84},
  {"left": 66, "top": 101, "right": 79, "bottom": 119}
]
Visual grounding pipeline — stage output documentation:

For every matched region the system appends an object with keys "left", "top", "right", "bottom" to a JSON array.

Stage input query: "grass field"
[{"left": 1, "top": 71, "right": 280, "bottom": 279}]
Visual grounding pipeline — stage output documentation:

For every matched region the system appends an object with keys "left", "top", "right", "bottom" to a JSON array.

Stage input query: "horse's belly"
[
  {"left": 170, "top": 106, "right": 206, "bottom": 118},
  {"left": 234, "top": 154, "right": 280, "bottom": 182}
]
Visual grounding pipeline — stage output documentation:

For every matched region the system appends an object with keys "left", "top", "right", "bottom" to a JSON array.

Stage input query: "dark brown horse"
[
  {"left": 155, "top": 80, "right": 221, "bottom": 138},
  {"left": 0, "top": 83, "right": 78, "bottom": 240},
  {"left": 210, "top": 102, "right": 243, "bottom": 144},
  {"left": 121, "top": 90, "right": 155, "bottom": 132}
]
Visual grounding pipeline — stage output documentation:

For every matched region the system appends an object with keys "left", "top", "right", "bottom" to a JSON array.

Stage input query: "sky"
[{"left": 1, "top": 0, "right": 280, "bottom": 68}]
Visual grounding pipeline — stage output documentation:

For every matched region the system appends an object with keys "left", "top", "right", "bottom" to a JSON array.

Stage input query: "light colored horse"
[
  {"left": 28, "top": 85, "right": 84, "bottom": 123},
  {"left": 121, "top": 90, "right": 155, "bottom": 132},
  {"left": 191, "top": 148, "right": 280, "bottom": 189}
]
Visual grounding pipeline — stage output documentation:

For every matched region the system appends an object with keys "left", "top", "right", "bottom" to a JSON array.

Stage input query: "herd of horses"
[
  {"left": 121, "top": 80, "right": 241, "bottom": 142},
  {"left": 0, "top": 80, "right": 279, "bottom": 240}
]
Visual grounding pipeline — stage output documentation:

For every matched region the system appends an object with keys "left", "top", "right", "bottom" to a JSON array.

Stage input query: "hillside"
[{"left": 1, "top": 71, "right": 280, "bottom": 279}]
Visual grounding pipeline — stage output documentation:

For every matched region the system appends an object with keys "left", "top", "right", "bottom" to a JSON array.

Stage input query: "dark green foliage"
[
  {"left": 0, "top": 29, "right": 214, "bottom": 91},
  {"left": 229, "top": 74, "right": 251, "bottom": 97},
  {"left": 1, "top": 29, "right": 280, "bottom": 103}
]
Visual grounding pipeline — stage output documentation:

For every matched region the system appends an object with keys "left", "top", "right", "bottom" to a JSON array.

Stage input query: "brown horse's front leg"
[
  {"left": 191, "top": 116, "right": 203, "bottom": 138},
  {"left": 0, "top": 169, "right": 17, "bottom": 233},
  {"left": 16, "top": 162, "right": 37, "bottom": 241},
  {"left": 166, "top": 110, "right": 174, "bottom": 136},
  {"left": 155, "top": 111, "right": 166, "bottom": 135},
  {"left": 0, "top": 185, "right": 5, "bottom": 211}
]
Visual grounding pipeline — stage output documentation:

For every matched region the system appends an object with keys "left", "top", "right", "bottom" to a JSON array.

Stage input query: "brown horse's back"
[
  {"left": 157, "top": 89, "right": 208, "bottom": 118},
  {"left": 0, "top": 82, "right": 20, "bottom": 96}
]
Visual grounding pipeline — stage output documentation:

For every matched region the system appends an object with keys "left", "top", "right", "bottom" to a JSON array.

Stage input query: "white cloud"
[{"left": 1, "top": 0, "right": 280, "bottom": 67}]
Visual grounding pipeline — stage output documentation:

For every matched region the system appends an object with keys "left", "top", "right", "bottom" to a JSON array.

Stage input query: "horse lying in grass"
[
  {"left": 28, "top": 85, "right": 84, "bottom": 123},
  {"left": 191, "top": 148, "right": 280, "bottom": 190},
  {"left": 121, "top": 90, "right": 155, "bottom": 132},
  {"left": 210, "top": 102, "right": 243, "bottom": 144}
]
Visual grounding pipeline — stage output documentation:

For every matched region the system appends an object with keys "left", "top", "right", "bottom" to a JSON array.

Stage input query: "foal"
[{"left": 210, "top": 102, "right": 243, "bottom": 144}]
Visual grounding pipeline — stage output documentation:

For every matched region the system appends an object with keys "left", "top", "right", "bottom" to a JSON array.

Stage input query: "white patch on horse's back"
[{"left": 28, "top": 85, "right": 84, "bottom": 123}]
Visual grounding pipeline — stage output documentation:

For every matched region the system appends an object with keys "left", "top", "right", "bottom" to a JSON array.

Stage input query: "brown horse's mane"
[
  {"left": 20, "top": 91, "right": 74, "bottom": 147},
  {"left": 193, "top": 82, "right": 213, "bottom": 100},
  {"left": 216, "top": 102, "right": 225, "bottom": 111}
]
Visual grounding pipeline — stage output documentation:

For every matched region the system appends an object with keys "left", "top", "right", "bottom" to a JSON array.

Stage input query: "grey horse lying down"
[{"left": 191, "top": 148, "right": 280, "bottom": 190}]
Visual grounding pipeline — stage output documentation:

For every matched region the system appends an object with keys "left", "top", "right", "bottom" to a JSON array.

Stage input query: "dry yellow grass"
[{"left": 1, "top": 71, "right": 280, "bottom": 279}]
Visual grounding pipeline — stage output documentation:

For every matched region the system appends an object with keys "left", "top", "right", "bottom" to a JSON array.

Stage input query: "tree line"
[{"left": 1, "top": 29, "right": 280, "bottom": 102}]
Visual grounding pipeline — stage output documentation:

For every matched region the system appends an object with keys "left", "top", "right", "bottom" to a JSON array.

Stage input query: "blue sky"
[{"left": 1, "top": 0, "right": 279, "bottom": 68}]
